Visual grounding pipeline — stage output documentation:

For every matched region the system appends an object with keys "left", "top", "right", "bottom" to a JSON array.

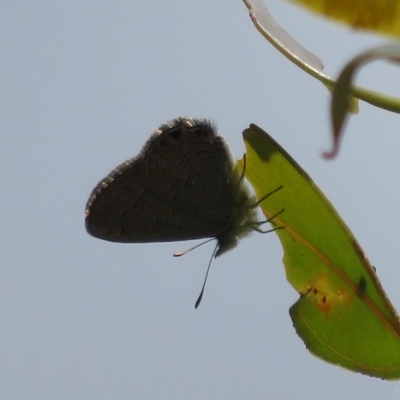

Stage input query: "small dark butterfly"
[
  {"left": 85, "top": 117, "right": 282, "bottom": 306},
  {"left": 85, "top": 117, "right": 264, "bottom": 256}
]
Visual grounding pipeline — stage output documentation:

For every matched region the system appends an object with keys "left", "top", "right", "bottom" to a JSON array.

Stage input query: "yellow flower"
[{"left": 289, "top": 0, "right": 400, "bottom": 38}]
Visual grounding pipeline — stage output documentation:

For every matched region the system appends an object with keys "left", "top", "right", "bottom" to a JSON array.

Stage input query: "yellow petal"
[{"left": 288, "top": 0, "right": 400, "bottom": 38}]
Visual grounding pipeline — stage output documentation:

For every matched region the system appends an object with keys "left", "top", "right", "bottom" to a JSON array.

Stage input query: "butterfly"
[{"left": 85, "top": 117, "right": 281, "bottom": 306}]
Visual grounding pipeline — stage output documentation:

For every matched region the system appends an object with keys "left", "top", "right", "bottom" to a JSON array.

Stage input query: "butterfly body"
[{"left": 85, "top": 117, "right": 258, "bottom": 256}]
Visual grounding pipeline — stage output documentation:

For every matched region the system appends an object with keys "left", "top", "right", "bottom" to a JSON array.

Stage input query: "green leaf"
[
  {"left": 242, "top": 0, "right": 325, "bottom": 72},
  {"left": 241, "top": 124, "right": 400, "bottom": 379},
  {"left": 242, "top": 0, "right": 400, "bottom": 120},
  {"left": 326, "top": 43, "right": 400, "bottom": 158}
]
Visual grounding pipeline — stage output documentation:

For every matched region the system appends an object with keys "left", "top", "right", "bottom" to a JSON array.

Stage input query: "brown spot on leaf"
[
  {"left": 306, "top": 286, "right": 331, "bottom": 315},
  {"left": 357, "top": 276, "right": 367, "bottom": 298}
]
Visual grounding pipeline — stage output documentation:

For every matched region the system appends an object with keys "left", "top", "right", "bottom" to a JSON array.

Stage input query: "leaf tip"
[{"left": 321, "top": 141, "right": 340, "bottom": 159}]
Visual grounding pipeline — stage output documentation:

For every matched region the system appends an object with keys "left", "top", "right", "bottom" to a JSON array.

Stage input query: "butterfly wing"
[{"left": 85, "top": 118, "right": 238, "bottom": 243}]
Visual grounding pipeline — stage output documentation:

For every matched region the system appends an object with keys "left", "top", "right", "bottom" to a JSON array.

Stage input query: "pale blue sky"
[{"left": 2, "top": 1, "right": 400, "bottom": 399}]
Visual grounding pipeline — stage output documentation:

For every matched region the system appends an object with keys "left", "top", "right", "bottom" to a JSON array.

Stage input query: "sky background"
[{"left": 2, "top": 1, "right": 400, "bottom": 399}]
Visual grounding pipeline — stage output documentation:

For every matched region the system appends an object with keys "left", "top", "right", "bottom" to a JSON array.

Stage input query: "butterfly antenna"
[
  {"left": 195, "top": 243, "right": 218, "bottom": 309},
  {"left": 173, "top": 238, "right": 215, "bottom": 257}
]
